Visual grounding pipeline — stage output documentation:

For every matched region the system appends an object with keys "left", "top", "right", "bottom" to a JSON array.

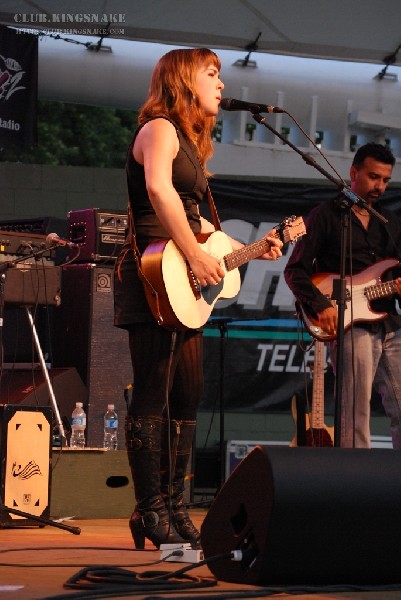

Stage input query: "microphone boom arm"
[{"left": 251, "top": 111, "right": 387, "bottom": 224}]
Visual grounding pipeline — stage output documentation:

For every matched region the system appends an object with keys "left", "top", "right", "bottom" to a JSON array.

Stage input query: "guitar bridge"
[{"left": 187, "top": 264, "right": 201, "bottom": 300}]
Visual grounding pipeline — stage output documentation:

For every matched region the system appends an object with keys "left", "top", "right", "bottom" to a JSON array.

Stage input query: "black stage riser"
[{"left": 201, "top": 445, "right": 401, "bottom": 585}]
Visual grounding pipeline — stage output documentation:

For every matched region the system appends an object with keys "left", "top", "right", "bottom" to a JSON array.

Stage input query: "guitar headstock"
[{"left": 274, "top": 215, "right": 306, "bottom": 244}]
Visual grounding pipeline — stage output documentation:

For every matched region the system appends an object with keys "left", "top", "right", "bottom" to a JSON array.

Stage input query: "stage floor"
[{"left": 1, "top": 510, "right": 401, "bottom": 600}]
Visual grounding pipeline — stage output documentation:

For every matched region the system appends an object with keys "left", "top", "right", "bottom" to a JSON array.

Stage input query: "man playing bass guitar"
[{"left": 284, "top": 143, "right": 401, "bottom": 449}]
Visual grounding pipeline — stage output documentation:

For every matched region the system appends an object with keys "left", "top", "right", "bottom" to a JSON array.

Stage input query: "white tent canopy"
[
  {"left": 2, "top": 0, "right": 401, "bottom": 180},
  {"left": 1, "top": 0, "right": 401, "bottom": 66}
]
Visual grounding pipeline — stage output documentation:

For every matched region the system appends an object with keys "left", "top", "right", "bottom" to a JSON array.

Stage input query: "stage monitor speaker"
[
  {"left": 0, "top": 405, "right": 52, "bottom": 528},
  {"left": 0, "top": 367, "right": 88, "bottom": 427},
  {"left": 201, "top": 446, "right": 401, "bottom": 585},
  {"left": 52, "top": 264, "right": 133, "bottom": 447}
]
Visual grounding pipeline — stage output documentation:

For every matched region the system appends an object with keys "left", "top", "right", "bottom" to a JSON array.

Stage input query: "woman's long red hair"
[{"left": 138, "top": 48, "right": 221, "bottom": 172}]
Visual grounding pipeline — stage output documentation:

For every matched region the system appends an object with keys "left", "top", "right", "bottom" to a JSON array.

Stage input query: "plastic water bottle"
[
  {"left": 70, "top": 402, "right": 86, "bottom": 448},
  {"left": 103, "top": 404, "right": 118, "bottom": 450}
]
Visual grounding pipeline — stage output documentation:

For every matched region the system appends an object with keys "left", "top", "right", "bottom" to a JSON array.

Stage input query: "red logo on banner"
[{"left": 0, "top": 54, "right": 26, "bottom": 102}]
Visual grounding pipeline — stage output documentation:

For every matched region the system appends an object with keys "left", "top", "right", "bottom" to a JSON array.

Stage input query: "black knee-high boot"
[
  {"left": 161, "top": 419, "right": 201, "bottom": 548},
  {"left": 125, "top": 415, "right": 184, "bottom": 549}
]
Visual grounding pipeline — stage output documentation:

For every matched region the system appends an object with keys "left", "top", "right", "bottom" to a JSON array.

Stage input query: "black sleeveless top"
[{"left": 114, "top": 118, "right": 208, "bottom": 327}]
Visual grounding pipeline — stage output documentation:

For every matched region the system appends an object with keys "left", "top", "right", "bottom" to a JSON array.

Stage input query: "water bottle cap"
[
  {"left": 76, "top": 402, "right": 83, "bottom": 407},
  {"left": 107, "top": 404, "right": 115, "bottom": 410}
]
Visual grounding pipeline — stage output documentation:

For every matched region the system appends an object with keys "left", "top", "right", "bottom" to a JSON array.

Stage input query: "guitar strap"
[
  {"left": 201, "top": 159, "right": 222, "bottom": 231},
  {"left": 124, "top": 161, "right": 222, "bottom": 274},
  {"left": 119, "top": 166, "right": 222, "bottom": 315},
  {"left": 205, "top": 184, "right": 222, "bottom": 231},
  {"left": 122, "top": 117, "right": 221, "bottom": 269},
  {"left": 123, "top": 201, "right": 161, "bottom": 308}
]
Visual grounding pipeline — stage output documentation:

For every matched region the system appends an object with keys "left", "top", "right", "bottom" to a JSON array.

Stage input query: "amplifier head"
[{"left": 67, "top": 208, "right": 127, "bottom": 263}]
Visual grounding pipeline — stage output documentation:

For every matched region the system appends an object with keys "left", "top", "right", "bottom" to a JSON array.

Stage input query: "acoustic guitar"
[{"left": 140, "top": 215, "right": 306, "bottom": 331}]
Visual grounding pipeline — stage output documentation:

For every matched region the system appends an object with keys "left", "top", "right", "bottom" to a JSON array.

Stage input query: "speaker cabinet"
[
  {"left": 201, "top": 445, "right": 401, "bottom": 585},
  {"left": 0, "top": 405, "right": 52, "bottom": 528},
  {"left": 52, "top": 264, "right": 133, "bottom": 447}
]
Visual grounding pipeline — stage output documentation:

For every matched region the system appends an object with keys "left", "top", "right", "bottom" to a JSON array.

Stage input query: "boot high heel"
[{"left": 129, "top": 496, "right": 185, "bottom": 549}]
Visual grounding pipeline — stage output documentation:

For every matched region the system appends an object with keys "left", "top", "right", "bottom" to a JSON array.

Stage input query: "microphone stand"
[
  {"left": 207, "top": 316, "right": 233, "bottom": 492},
  {"left": 0, "top": 502, "right": 81, "bottom": 534},
  {"left": 0, "top": 245, "right": 66, "bottom": 442},
  {"left": 251, "top": 111, "right": 387, "bottom": 446},
  {"left": 0, "top": 248, "right": 81, "bottom": 535}
]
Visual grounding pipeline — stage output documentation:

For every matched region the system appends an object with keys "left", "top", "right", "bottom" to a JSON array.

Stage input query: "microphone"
[
  {"left": 220, "top": 97, "right": 285, "bottom": 114},
  {"left": 46, "top": 232, "right": 79, "bottom": 249}
]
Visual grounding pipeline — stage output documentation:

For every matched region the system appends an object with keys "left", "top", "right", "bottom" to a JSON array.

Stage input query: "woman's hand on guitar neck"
[
  {"left": 258, "top": 233, "right": 283, "bottom": 260},
  {"left": 227, "top": 228, "right": 283, "bottom": 261}
]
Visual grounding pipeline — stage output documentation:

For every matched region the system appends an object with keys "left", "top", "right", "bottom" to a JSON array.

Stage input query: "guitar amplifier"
[
  {"left": 67, "top": 208, "right": 128, "bottom": 263},
  {"left": 0, "top": 216, "right": 66, "bottom": 236},
  {"left": 4, "top": 265, "right": 61, "bottom": 306},
  {"left": 0, "top": 230, "right": 55, "bottom": 262},
  {"left": 0, "top": 405, "right": 52, "bottom": 528}
]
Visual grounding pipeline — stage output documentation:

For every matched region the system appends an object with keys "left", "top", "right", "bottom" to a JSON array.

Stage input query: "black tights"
[{"left": 127, "top": 322, "right": 203, "bottom": 421}]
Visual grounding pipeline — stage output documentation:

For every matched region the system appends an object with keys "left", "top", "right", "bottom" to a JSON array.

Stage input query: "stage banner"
[
  {"left": 200, "top": 179, "right": 382, "bottom": 415},
  {"left": 0, "top": 26, "right": 38, "bottom": 148}
]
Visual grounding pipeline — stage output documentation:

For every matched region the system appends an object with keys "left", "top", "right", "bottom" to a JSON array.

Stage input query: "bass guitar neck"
[{"left": 290, "top": 340, "right": 334, "bottom": 447}]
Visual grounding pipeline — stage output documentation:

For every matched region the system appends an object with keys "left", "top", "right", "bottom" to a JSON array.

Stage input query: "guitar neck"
[
  {"left": 311, "top": 340, "right": 325, "bottom": 429},
  {"left": 366, "top": 279, "right": 398, "bottom": 300},
  {"left": 224, "top": 237, "right": 273, "bottom": 272},
  {"left": 222, "top": 216, "right": 305, "bottom": 272}
]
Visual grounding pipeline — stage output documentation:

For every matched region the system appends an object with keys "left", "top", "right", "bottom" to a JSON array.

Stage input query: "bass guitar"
[
  {"left": 299, "top": 258, "right": 400, "bottom": 341},
  {"left": 140, "top": 215, "right": 306, "bottom": 331},
  {"left": 290, "top": 340, "right": 334, "bottom": 447}
]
